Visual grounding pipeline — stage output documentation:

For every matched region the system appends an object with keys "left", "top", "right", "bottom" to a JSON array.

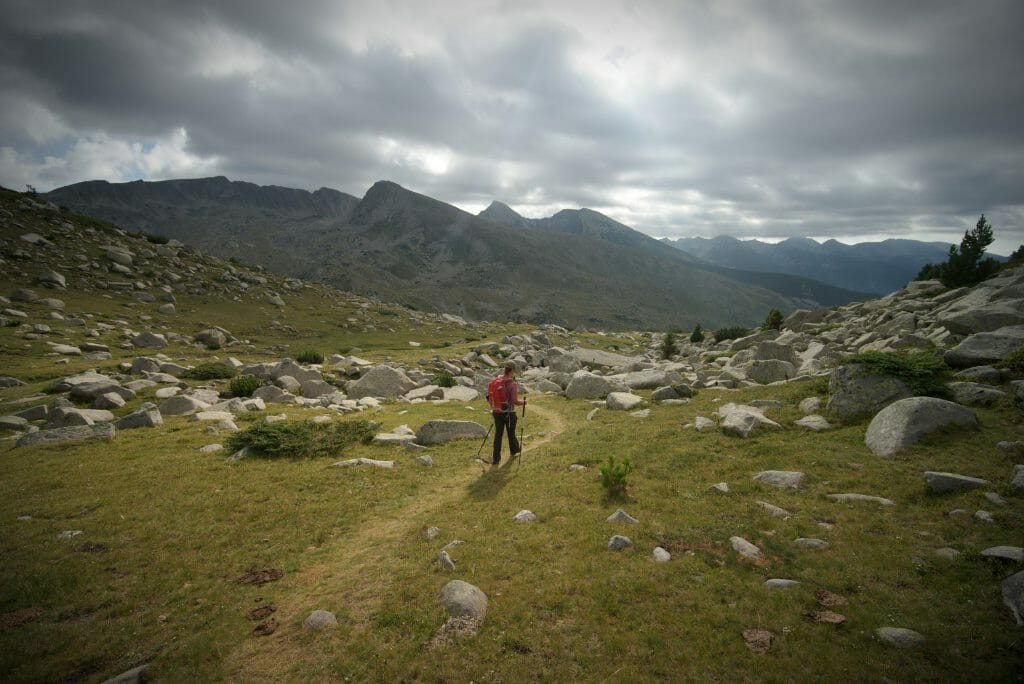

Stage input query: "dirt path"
[{"left": 224, "top": 402, "right": 567, "bottom": 678}]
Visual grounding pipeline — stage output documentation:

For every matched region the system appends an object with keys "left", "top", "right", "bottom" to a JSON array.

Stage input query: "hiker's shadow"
[{"left": 466, "top": 462, "right": 515, "bottom": 501}]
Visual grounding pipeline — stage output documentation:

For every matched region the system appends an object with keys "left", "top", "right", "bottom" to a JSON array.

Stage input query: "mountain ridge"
[{"left": 46, "top": 176, "right": 867, "bottom": 329}]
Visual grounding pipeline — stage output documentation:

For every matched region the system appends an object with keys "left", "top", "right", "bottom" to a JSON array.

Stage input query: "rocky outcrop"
[{"left": 865, "top": 397, "right": 978, "bottom": 457}]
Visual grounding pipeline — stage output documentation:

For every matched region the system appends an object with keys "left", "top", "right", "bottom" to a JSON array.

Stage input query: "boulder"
[
  {"left": 1012, "top": 465, "right": 1024, "bottom": 493},
  {"left": 718, "top": 403, "right": 780, "bottom": 438},
  {"left": 944, "top": 325, "right": 1024, "bottom": 368},
  {"left": 37, "top": 270, "right": 66, "bottom": 288},
  {"left": 606, "top": 392, "right": 643, "bottom": 410},
  {"left": 564, "top": 371, "right": 628, "bottom": 400},
  {"left": 69, "top": 380, "right": 135, "bottom": 401},
  {"left": 729, "top": 536, "right": 762, "bottom": 560},
  {"left": 876, "top": 627, "right": 925, "bottom": 648},
  {"left": 795, "top": 415, "right": 832, "bottom": 431},
  {"left": 608, "top": 535, "right": 633, "bottom": 550},
  {"left": 1003, "top": 570, "right": 1024, "bottom": 625},
  {"left": 0, "top": 415, "right": 29, "bottom": 430},
  {"left": 132, "top": 331, "right": 168, "bottom": 349},
  {"left": 825, "top": 364, "right": 912, "bottom": 420},
  {"left": 748, "top": 359, "right": 796, "bottom": 384},
  {"left": 116, "top": 405, "right": 162, "bottom": 429},
  {"left": 565, "top": 347, "right": 636, "bottom": 369},
  {"left": 159, "top": 395, "right": 210, "bottom": 416},
  {"left": 347, "top": 365, "right": 416, "bottom": 399},
  {"left": 270, "top": 359, "right": 323, "bottom": 384},
  {"left": 947, "top": 382, "right": 1006, "bottom": 407},
  {"left": 194, "top": 328, "right": 228, "bottom": 348},
  {"left": 922, "top": 471, "right": 992, "bottom": 493},
  {"left": 16, "top": 423, "right": 115, "bottom": 447},
  {"left": 303, "top": 610, "right": 338, "bottom": 630},
  {"left": 442, "top": 386, "right": 479, "bottom": 402},
  {"left": 439, "top": 580, "right": 487, "bottom": 621},
  {"left": 300, "top": 379, "right": 336, "bottom": 399},
  {"left": 252, "top": 385, "right": 296, "bottom": 404},
  {"left": 415, "top": 420, "right": 487, "bottom": 445},
  {"left": 616, "top": 369, "right": 681, "bottom": 389},
  {"left": 939, "top": 301, "right": 1024, "bottom": 336},
  {"left": 865, "top": 397, "right": 978, "bottom": 457}
]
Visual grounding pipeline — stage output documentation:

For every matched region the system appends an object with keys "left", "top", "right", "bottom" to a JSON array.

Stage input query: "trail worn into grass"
[{"left": 224, "top": 402, "right": 566, "bottom": 679}]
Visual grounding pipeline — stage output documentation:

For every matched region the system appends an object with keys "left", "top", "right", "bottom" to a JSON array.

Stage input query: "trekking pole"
[
  {"left": 516, "top": 401, "right": 527, "bottom": 471},
  {"left": 475, "top": 422, "right": 493, "bottom": 461}
]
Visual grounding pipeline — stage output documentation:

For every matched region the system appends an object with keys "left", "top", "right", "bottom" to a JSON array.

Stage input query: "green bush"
[
  {"left": 690, "top": 324, "right": 705, "bottom": 343},
  {"left": 145, "top": 233, "right": 170, "bottom": 245},
  {"left": 762, "top": 308, "right": 784, "bottom": 331},
  {"left": 229, "top": 375, "right": 264, "bottom": 397},
  {"left": 997, "top": 346, "right": 1024, "bottom": 373},
  {"left": 599, "top": 455, "right": 634, "bottom": 497},
  {"left": 185, "top": 362, "right": 238, "bottom": 380},
  {"left": 660, "top": 331, "right": 679, "bottom": 359},
  {"left": 296, "top": 350, "right": 325, "bottom": 364},
  {"left": 713, "top": 326, "right": 749, "bottom": 342},
  {"left": 225, "top": 419, "right": 376, "bottom": 458},
  {"left": 437, "top": 372, "right": 456, "bottom": 388},
  {"left": 844, "top": 350, "right": 951, "bottom": 397}
]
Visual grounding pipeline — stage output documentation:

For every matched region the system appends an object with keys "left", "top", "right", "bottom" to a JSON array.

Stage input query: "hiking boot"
[{"left": 510, "top": 451, "right": 521, "bottom": 459}]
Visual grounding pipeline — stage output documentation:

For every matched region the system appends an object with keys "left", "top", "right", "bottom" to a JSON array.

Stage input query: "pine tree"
[
  {"left": 689, "top": 323, "right": 704, "bottom": 343},
  {"left": 762, "top": 308, "right": 784, "bottom": 331},
  {"left": 660, "top": 331, "right": 679, "bottom": 359},
  {"left": 915, "top": 214, "right": 999, "bottom": 287}
]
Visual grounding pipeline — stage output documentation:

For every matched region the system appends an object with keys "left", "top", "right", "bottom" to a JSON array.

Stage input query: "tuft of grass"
[
  {"left": 436, "top": 372, "right": 456, "bottom": 388},
  {"left": 295, "top": 350, "right": 325, "bottom": 364},
  {"left": 184, "top": 362, "right": 237, "bottom": 380},
  {"left": 844, "top": 350, "right": 952, "bottom": 397},
  {"left": 224, "top": 419, "right": 376, "bottom": 458},
  {"left": 997, "top": 346, "right": 1024, "bottom": 373},
  {"left": 228, "top": 375, "right": 263, "bottom": 397}
]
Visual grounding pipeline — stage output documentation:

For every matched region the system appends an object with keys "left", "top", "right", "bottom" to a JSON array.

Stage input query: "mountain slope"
[
  {"left": 665, "top": 235, "right": 955, "bottom": 294},
  {"left": 49, "top": 177, "right": 852, "bottom": 329}
]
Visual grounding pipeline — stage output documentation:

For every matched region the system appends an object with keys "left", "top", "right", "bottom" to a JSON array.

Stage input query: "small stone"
[
  {"left": 415, "top": 455, "right": 433, "bottom": 467},
  {"left": 984, "top": 492, "right": 1007, "bottom": 506},
  {"left": 607, "top": 509, "right": 638, "bottom": 524},
  {"left": 934, "top": 547, "right": 961, "bottom": 559},
  {"left": 569, "top": 464, "right": 587, "bottom": 471},
  {"left": 425, "top": 526, "right": 440, "bottom": 540},
  {"left": 607, "top": 535, "right": 632, "bottom": 550},
  {"left": 757, "top": 501, "right": 791, "bottom": 517},
  {"left": 794, "top": 538, "right": 828, "bottom": 549},
  {"left": 303, "top": 610, "right": 338, "bottom": 630},
  {"left": 876, "top": 626, "right": 925, "bottom": 648},
  {"left": 1003, "top": 570, "right": 1024, "bottom": 625},
  {"left": 922, "top": 471, "right": 992, "bottom": 493},
  {"left": 729, "top": 536, "right": 762, "bottom": 560},
  {"left": 708, "top": 482, "right": 729, "bottom": 494},
  {"left": 514, "top": 510, "right": 537, "bottom": 523},
  {"left": 438, "top": 550, "right": 456, "bottom": 571},
  {"left": 974, "top": 510, "right": 995, "bottom": 525},
  {"left": 58, "top": 530, "right": 83, "bottom": 540},
  {"left": 827, "top": 493, "right": 896, "bottom": 506},
  {"left": 752, "top": 470, "right": 806, "bottom": 489},
  {"left": 653, "top": 547, "right": 671, "bottom": 562},
  {"left": 439, "top": 580, "right": 488, "bottom": 621},
  {"left": 199, "top": 444, "right": 223, "bottom": 453},
  {"left": 765, "top": 579, "right": 800, "bottom": 588}
]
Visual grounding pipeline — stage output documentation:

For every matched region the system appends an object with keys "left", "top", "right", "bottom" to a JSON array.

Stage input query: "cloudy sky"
[{"left": 1, "top": 0, "right": 1022, "bottom": 253}]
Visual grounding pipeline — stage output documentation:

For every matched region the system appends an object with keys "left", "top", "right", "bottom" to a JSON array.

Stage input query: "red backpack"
[{"left": 487, "top": 376, "right": 513, "bottom": 413}]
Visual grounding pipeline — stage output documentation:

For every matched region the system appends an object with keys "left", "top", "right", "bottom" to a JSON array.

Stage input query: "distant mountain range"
[
  {"left": 662, "top": 235, "right": 957, "bottom": 295},
  {"left": 46, "top": 176, "right": 870, "bottom": 329}
]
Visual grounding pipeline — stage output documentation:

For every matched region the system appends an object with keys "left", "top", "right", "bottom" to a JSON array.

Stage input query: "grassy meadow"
[{"left": 1, "top": 195, "right": 1022, "bottom": 681}]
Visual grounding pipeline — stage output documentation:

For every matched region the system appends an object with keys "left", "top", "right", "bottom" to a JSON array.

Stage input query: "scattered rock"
[
  {"left": 794, "top": 538, "right": 829, "bottom": 549},
  {"left": 606, "top": 391, "right": 643, "bottom": 410},
  {"left": 752, "top": 470, "right": 806, "bottom": 489},
  {"left": 718, "top": 403, "right": 780, "bottom": 438},
  {"left": 729, "top": 536, "right": 762, "bottom": 560},
  {"left": 415, "top": 420, "right": 487, "bottom": 444},
  {"left": 865, "top": 397, "right": 978, "bottom": 457},
  {"left": 708, "top": 482, "right": 730, "bottom": 494},
  {"left": 980, "top": 546, "right": 1024, "bottom": 562},
  {"left": 16, "top": 423, "right": 115, "bottom": 447},
  {"left": 765, "top": 579, "right": 800, "bottom": 589},
  {"left": 974, "top": 510, "right": 995, "bottom": 524},
  {"left": 653, "top": 547, "right": 671, "bottom": 562},
  {"left": 794, "top": 415, "right": 832, "bottom": 431},
  {"left": 922, "top": 471, "right": 992, "bottom": 493},
  {"left": 876, "top": 626, "right": 925, "bottom": 648},
  {"left": 1003, "top": 570, "right": 1024, "bottom": 625},
  {"left": 608, "top": 535, "right": 632, "bottom": 550},
  {"left": 514, "top": 510, "right": 537, "bottom": 523},
  {"left": 827, "top": 493, "right": 896, "bottom": 506},
  {"left": 756, "top": 501, "right": 791, "bottom": 518},
  {"left": 438, "top": 550, "right": 456, "bottom": 571},
  {"left": 934, "top": 547, "right": 961, "bottom": 560},
  {"left": 825, "top": 364, "right": 912, "bottom": 419},
  {"left": 333, "top": 458, "right": 394, "bottom": 468},
  {"left": 303, "top": 610, "right": 338, "bottom": 630},
  {"left": 606, "top": 509, "right": 638, "bottom": 524},
  {"left": 439, "top": 580, "right": 488, "bottom": 621}
]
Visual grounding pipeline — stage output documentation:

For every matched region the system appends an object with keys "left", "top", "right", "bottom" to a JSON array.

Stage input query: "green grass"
[{"left": 0, "top": 191, "right": 1021, "bottom": 681}]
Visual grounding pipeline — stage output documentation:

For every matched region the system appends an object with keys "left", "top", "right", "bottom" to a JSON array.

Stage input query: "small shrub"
[
  {"left": 844, "top": 350, "right": 951, "bottom": 397},
  {"left": 145, "top": 233, "right": 170, "bottom": 244},
  {"left": 713, "top": 326, "right": 749, "bottom": 342},
  {"left": 599, "top": 455, "right": 634, "bottom": 497},
  {"left": 660, "top": 331, "right": 679, "bottom": 360},
  {"left": 225, "top": 419, "right": 376, "bottom": 458},
  {"left": 230, "top": 375, "right": 264, "bottom": 397},
  {"left": 762, "top": 308, "right": 784, "bottom": 331},
  {"left": 296, "top": 350, "right": 324, "bottom": 364},
  {"left": 437, "top": 372, "right": 456, "bottom": 388},
  {"left": 185, "top": 362, "right": 237, "bottom": 380},
  {"left": 690, "top": 324, "right": 705, "bottom": 344},
  {"left": 997, "top": 347, "right": 1024, "bottom": 373}
]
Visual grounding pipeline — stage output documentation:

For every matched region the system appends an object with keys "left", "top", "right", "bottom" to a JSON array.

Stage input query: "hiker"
[{"left": 487, "top": 363, "right": 526, "bottom": 466}]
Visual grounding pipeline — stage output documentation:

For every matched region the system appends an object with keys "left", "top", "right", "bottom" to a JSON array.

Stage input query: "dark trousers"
[{"left": 492, "top": 411, "right": 519, "bottom": 463}]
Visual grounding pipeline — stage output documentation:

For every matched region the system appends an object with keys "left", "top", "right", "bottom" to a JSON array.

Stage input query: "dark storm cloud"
[{"left": 0, "top": 0, "right": 1022, "bottom": 252}]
